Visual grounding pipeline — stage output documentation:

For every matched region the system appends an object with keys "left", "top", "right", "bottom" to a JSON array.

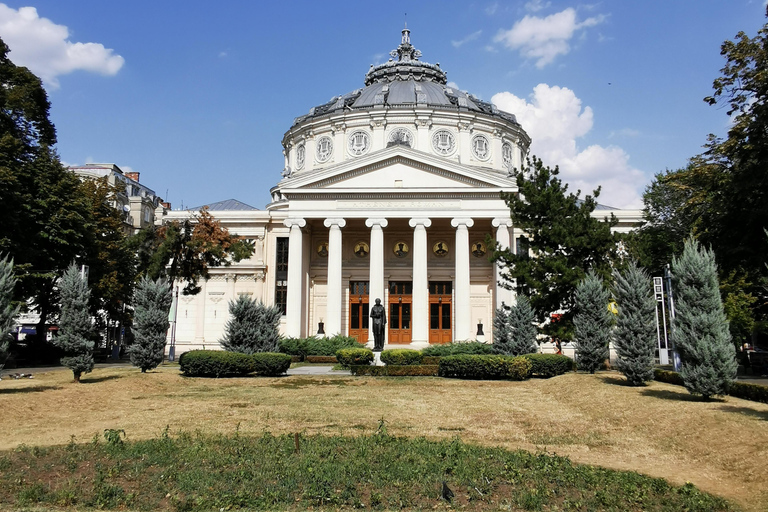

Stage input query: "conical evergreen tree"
[
  {"left": 54, "top": 264, "right": 95, "bottom": 382},
  {"left": 612, "top": 261, "right": 657, "bottom": 385},
  {"left": 0, "top": 255, "right": 19, "bottom": 374},
  {"left": 495, "top": 296, "right": 538, "bottom": 356},
  {"left": 492, "top": 303, "right": 511, "bottom": 353},
  {"left": 574, "top": 270, "right": 612, "bottom": 373},
  {"left": 128, "top": 277, "right": 172, "bottom": 372},
  {"left": 220, "top": 295, "right": 282, "bottom": 354},
  {"left": 671, "top": 239, "right": 737, "bottom": 398}
]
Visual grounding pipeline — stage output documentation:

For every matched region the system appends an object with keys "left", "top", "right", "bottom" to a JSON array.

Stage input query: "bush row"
[
  {"left": 380, "top": 349, "right": 423, "bottom": 365},
  {"left": 179, "top": 350, "right": 291, "bottom": 377},
  {"left": 279, "top": 335, "right": 361, "bottom": 358},
  {"left": 654, "top": 368, "right": 768, "bottom": 404},
  {"left": 438, "top": 355, "right": 532, "bottom": 380},
  {"left": 421, "top": 342, "right": 494, "bottom": 357},
  {"left": 524, "top": 353, "right": 574, "bottom": 377},
  {"left": 350, "top": 365, "right": 439, "bottom": 376}
]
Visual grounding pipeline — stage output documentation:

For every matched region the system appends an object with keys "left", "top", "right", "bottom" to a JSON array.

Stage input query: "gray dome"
[{"left": 292, "top": 27, "right": 519, "bottom": 127}]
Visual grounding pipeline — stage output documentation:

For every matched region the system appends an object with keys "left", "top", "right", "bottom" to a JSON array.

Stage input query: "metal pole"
[
  {"left": 168, "top": 286, "right": 179, "bottom": 362},
  {"left": 664, "top": 264, "right": 680, "bottom": 371}
]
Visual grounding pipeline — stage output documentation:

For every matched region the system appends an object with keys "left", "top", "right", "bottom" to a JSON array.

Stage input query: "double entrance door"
[{"left": 348, "top": 280, "right": 453, "bottom": 344}]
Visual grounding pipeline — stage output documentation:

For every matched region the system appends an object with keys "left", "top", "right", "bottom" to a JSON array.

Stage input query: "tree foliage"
[
  {"left": 53, "top": 264, "right": 95, "bottom": 382},
  {"left": 130, "top": 207, "right": 253, "bottom": 295},
  {"left": 573, "top": 270, "right": 612, "bottom": 374},
  {"left": 492, "top": 157, "right": 619, "bottom": 341},
  {"left": 0, "top": 255, "right": 19, "bottom": 368},
  {"left": 671, "top": 239, "right": 737, "bottom": 399},
  {"left": 493, "top": 296, "right": 538, "bottom": 356},
  {"left": 128, "top": 277, "right": 172, "bottom": 372},
  {"left": 219, "top": 295, "right": 282, "bottom": 354},
  {"left": 612, "top": 261, "right": 657, "bottom": 385}
]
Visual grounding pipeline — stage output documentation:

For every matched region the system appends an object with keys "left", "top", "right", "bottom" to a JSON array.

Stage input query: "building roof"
[
  {"left": 292, "top": 27, "right": 519, "bottom": 127},
  {"left": 194, "top": 199, "right": 258, "bottom": 211}
]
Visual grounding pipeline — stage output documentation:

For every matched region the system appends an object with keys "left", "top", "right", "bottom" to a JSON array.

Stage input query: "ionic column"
[
  {"left": 323, "top": 218, "right": 346, "bottom": 336},
  {"left": 451, "top": 218, "right": 474, "bottom": 341},
  {"left": 366, "top": 218, "right": 388, "bottom": 344},
  {"left": 284, "top": 218, "right": 306, "bottom": 338},
  {"left": 492, "top": 217, "right": 515, "bottom": 309},
  {"left": 409, "top": 218, "right": 431, "bottom": 347},
  {"left": 194, "top": 277, "right": 207, "bottom": 343}
]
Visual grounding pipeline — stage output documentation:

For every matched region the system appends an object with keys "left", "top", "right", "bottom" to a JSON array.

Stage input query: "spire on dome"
[{"left": 390, "top": 24, "right": 422, "bottom": 62}]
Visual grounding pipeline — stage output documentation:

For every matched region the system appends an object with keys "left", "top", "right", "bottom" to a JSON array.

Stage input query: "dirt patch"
[{"left": 1, "top": 366, "right": 766, "bottom": 511}]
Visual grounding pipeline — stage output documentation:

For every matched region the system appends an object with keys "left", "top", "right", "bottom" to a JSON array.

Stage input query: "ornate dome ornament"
[
  {"left": 471, "top": 134, "right": 491, "bottom": 161},
  {"left": 296, "top": 143, "right": 305, "bottom": 170},
  {"left": 347, "top": 130, "right": 371, "bottom": 156},
  {"left": 316, "top": 136, "right": 333, "bottom": 163},
  {"left": 363, "top": 24, "right": 447, "bottom": 86},
  {"left": 502, "top": 142, "right": 513, "bottom": 170},
  {"left": 387, "top": 127, "right": 414, "bottom": 147}
]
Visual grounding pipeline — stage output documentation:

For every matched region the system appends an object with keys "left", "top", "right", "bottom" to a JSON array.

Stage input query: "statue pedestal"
[{"left": 373, "top": 352, "right": 385, "bottom": 366}]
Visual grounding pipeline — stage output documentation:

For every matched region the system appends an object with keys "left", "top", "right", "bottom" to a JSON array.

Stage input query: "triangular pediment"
[{"left": 279, "top": 145, "right": 515, "bottom": 195}]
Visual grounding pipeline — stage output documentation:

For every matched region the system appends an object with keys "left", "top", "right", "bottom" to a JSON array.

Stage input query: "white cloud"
[
  {"left": 494, "top": 8, "right": 606, "bottom": 68},
  {"left": 492, "top": 84, "right": 645, "bottom": 208},
  {"left": 525, "top": 0, "right": 551, "bottom": 12},
  {"left": 0, "top": 4, "right": 124, "bottom": 88},
  {"left": 451, "top": 30, "right": 483, "bottom": 48}
]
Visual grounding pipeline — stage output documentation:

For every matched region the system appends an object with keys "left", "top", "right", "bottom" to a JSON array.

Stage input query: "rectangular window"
[{"left": 275, "top": 237, "right": 289, "bottom": 314}]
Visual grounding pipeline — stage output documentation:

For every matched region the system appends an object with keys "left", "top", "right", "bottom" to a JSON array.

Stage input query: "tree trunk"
[{"left": 73, "top": 371, "right": 81, "bottom": 383}]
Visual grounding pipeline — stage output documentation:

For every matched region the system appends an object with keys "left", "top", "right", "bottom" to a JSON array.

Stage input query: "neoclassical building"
[{"left": 166, "top": 28, "right": 641, "bottom": 353}]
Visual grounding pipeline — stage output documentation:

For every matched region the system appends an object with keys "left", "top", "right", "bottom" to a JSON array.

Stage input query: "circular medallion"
[
  {"left": 472, "top": 241, "right": 487, "bottom": 258},
  {"left": 502, "top": 142, "right": 513, "bottom": 170},
  {"left": 387, "top": 127, "right": 414, "bottom": 148},
  {"left": 317, "top": 242, "right": 328, "bottom": 258},
  {"left": 471, "top": 134, "right": 491, "bottom": 161},
  {"left": 432, "top": 241, "right": 449, "bottom": 257},
  {"left": 354, "top": 241, "right": 369, "bottom": 258},
  {"left": 431, "top": 129, "right": 456, "bottom": 156},
  {"left": 393, "top": 241, "right": 409, "bottom": 258},
  {"left": 347, "top": 130, "right": 371, "bottom": 156},
  {"left": 296, "top": 143, "right": 305, "bottom": 170},
  {"left": 316, "top": 136, "right": 333, "bottom": 163}
]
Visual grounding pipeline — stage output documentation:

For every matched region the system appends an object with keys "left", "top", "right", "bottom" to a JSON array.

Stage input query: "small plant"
[
  {"left": 336, "top": 347, "right": 374, "bottom": 367},
  {"left": 103, "top": 429, "right": 126, "bottom": 446},
  {"left": 523, "top": 353, "right": 573, "bottom": 377},
  {"left": 380, "top": 349, "right": 423, "bottom": 365}
]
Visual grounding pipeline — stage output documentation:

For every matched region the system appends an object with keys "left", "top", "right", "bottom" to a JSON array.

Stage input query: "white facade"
[{"left": 166, "top": 29, "right": 641, "bottom": 354}]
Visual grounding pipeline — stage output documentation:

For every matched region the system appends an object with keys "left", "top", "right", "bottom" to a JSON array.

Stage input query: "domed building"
[{"left": 165, "top": 28, "right": 637, "bottom": 353}]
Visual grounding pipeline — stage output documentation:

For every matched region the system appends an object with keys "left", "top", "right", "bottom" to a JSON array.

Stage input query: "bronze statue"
[{"left": 370, "top": 298, "right": 387, "bottom": 351}]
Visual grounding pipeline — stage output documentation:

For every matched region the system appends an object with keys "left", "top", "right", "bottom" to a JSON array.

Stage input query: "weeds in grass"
[{"left": 0, "top": 428, "right": 737, "bottom": 511}]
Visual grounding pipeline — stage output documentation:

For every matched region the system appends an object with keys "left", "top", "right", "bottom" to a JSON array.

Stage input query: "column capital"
[
  {"left": 408, "top": 218, "right": 432, "bottom": 229},
  {"left": 451, "top": 218, "right": 475, "bottom": 228},
  {"left": 492, "top": 217, "right": 513, "bottom": 228},
  {"left": 323, "top": 218, "right": 347, "bottom": 228},
  {"left": 365, "top": 218, "right": 389, "bottom": 228},
  {"left": 284, "top": 218, "right": 307, "bottom": 229}
]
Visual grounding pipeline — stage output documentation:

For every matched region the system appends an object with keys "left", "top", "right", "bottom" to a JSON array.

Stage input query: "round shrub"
[
  {"left": 422, "top": 342, "right": 494, "bottom": 357},
  {"left": 179, "top": 350, "right": 256, "bottom": 378},
  {"left": 438, "top": 354, "right": 532, "bottom": 380},
  {"left": 523, "top": 354, "right": 574, "bottom": 377},
  {"left": 251, "top": 352, "right": 292, "bottom": 376},
  {"left": 380, "top": 349, "right": 423, "bottom": 365},
  {"left": 336, "top": 347, "right": 374, "bottom": 367}
]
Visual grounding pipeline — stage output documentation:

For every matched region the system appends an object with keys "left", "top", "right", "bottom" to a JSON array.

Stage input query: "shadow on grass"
[
  {"left": 718, "top": 405, "right": 768, "bottom": 421},
  {"left": 598, "top": 375, "right": 640, "bottom": 387},
  {"left": 641, "top": 388, "right": 725, "bottom": 403},
  {"left": 81, "top": 374, "right": 123, "bottom": 384},
  {"left": 0, "top": 384, "right": 62, "bottom": 394}
]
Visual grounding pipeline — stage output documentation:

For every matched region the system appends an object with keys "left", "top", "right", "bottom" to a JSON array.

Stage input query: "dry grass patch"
[{"left": 1, "top": 366, "right": 767, "bottom": 510}]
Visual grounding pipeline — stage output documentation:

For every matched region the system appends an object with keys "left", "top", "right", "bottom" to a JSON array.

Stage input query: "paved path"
[{"left": 287, "top": 365, "right": 350, "bottom": 376}]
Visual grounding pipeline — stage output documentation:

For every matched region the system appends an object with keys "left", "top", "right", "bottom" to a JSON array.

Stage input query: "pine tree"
[
  {"left": 574, "top": 270, "right": 613, "bottom": 373},
  {"left": 54, "top": 264, "right": 95, "bottom": 382},
  {"left": 492, "top": 304, "right": 511, "bottom": 353},
  {"left": 671, "top": 239, "right": 737, "bottom": 398},
  {"left": 612, "top": 261, "right": 657, "bottom": 385},
  {"left": 494, "top": 297, "right": 538, "bottom": 356},
  {"left": 128, "top": 277, "right": 172, "bottom": 372},
  {"left": 220, "top": 295, "right": 282, "bottom": 354},
  {"left": 0, "top": 255, "right": 19, "bottom": 373}
]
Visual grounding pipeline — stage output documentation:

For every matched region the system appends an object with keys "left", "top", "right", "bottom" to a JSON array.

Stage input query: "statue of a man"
[{"left": 370, "top": 298, "right": 387, "bottom": 351}]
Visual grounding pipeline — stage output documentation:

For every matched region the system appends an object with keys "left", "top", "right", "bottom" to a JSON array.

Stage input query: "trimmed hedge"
[
  {"left": 336, "top": 348, "right": 374, "bottom": 367},
  {"left": 421, "top": 342, "right": 494, "bottom": 357},
  {"left": 654, "top": 368, "right": 768, "bottom": 404},
  {"left": 350, "top": 365, "right": 439, "bottom": 376},
  {"left": 305, "top": 356, "right": 338, "bottom": 363},
  {"left": 380, "top": 349, "right": 423, "bottom": 365},
  {"left": 251, "top": 353, "right": 292, "bottom": 376},
  {"left": 438, "top": 355, "right": 532, "bottom": 380},
  {"left": 179, "top": 350, "right": 256, "bottom": 378},
  {"left": 279, "top": 335, "right": 361, "bottom": 358},
  {"left": 179, "top": 350, "right": 290, "bottom": 377},
  {"left": 523, "top": 353, "right": 574, "bottom": 377},
  {"left": 423, "top": 356, "right": 440, "bottom": 365}
]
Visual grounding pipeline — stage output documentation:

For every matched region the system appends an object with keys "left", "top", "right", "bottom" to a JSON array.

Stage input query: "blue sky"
[{"left": 0, "top": 1, "right": 764, "bottom": 209}]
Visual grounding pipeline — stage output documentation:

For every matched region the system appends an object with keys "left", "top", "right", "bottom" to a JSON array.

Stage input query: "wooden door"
[
  {"left": 348, "top": 281, "right": 369, "bottom": 343},
  {"left": 388, "top": 281, "right": 412, "bottom": 344},
  {"left": 429, "top": 281, "right": 452, "bottom": 343}
]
